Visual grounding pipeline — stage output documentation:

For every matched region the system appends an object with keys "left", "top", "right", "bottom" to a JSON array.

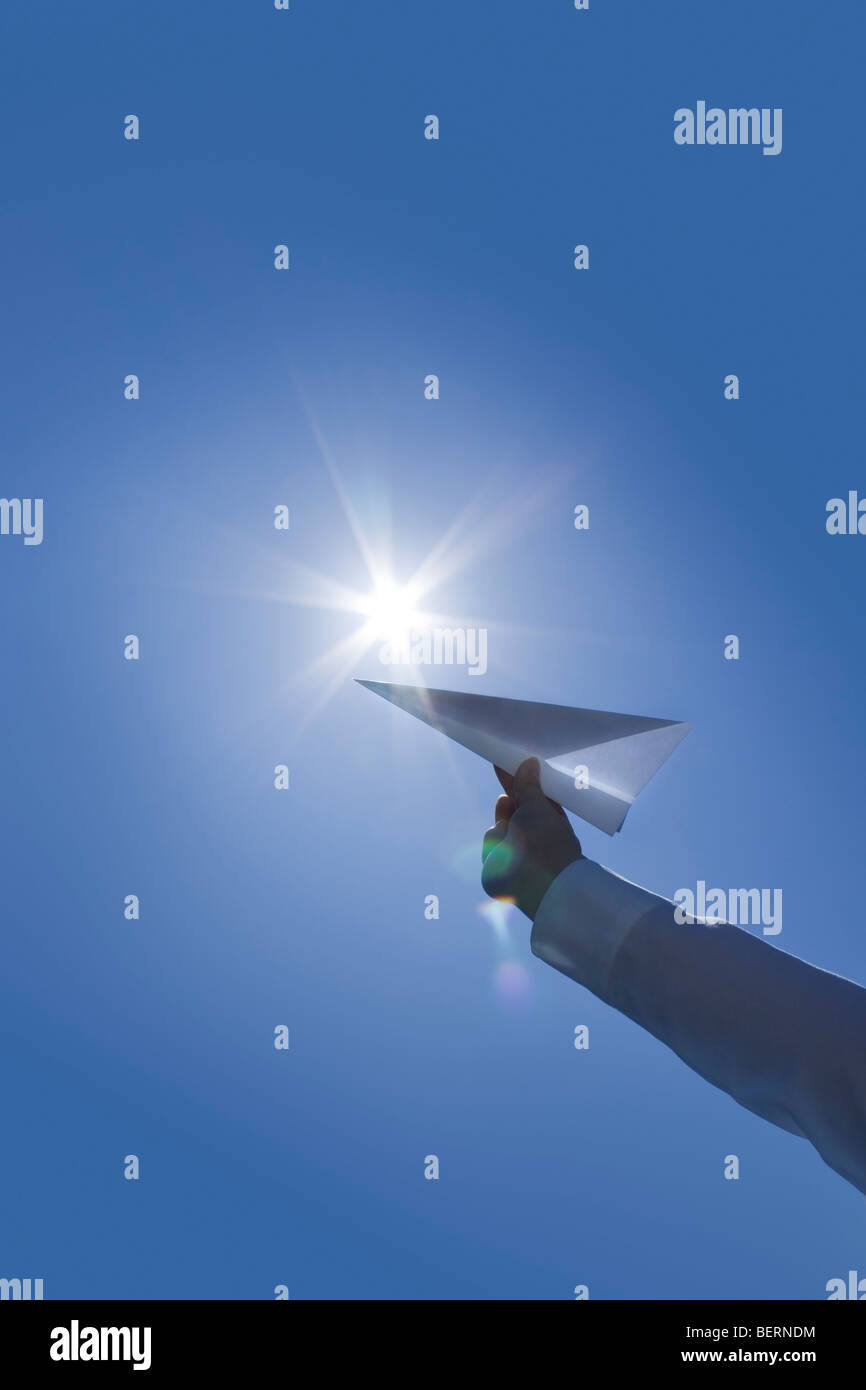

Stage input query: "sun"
[
  {"left": 250, "top": 431, "right": 561, "bottom": 731},
  {"left": 357, "top": 577, "right": 423, "bottom": 644}
]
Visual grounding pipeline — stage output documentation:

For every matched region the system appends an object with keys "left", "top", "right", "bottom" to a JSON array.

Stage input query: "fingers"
[
  {"left": 499, "top": 761, "right": 546, "bottom": 806},
  {"left": 494, "top": 765, "right": 514, "bottom": 796},
  {"left": 482, "top": 793, "right": 516, "bottom": 862},
  {"left": 481, "top": 833, "right": 519, "bottom": 900},
  {"left": 482, "top": 819, "right": 508, "bottom": 862},
  {"left": 512, "top": 756, "right": 546, "bottom": 806},
  {"left": 496, "top": 758, "right": 565, "bottom": 815}
]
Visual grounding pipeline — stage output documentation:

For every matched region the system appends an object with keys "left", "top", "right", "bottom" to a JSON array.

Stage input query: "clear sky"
[{"left": 1, "top": 1, "right": 864, "bottom": 1299}]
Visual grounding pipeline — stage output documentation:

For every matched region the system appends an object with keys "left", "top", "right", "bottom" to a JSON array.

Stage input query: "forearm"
[{"left": 532, "top": 859, "right": 866, "bottom": 1195}]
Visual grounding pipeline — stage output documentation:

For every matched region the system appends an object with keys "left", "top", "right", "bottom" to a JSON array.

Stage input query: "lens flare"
[
  {"left": 477, "top": 896, "right": 517, "bottom": 947},
  {"left": 494, "top": 959, "right": 531, "bottom": 1004}
]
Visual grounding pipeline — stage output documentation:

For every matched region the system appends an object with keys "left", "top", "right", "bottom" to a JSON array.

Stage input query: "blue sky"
[{"left": 1, "top": 1, "right": 864, "bottom": 1299}]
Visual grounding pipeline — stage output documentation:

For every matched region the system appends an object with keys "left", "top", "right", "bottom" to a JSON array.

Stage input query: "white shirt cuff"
[{"left": 530, "top": 857, "right": 667, "bottom": 1000}]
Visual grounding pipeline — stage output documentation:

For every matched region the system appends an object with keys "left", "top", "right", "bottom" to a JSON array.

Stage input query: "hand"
[{"left": 481, "top": 756, "right": 583, "bottom": 920}]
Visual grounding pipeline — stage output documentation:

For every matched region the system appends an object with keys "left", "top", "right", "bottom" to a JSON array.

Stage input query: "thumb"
[{"left": 512, "top": 756, "right": 546, "bottom": 806}]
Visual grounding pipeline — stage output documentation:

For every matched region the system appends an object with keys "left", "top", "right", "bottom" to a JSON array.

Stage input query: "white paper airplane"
[{"left": 355, "top": 680, "right": 691, "bottom": 834}]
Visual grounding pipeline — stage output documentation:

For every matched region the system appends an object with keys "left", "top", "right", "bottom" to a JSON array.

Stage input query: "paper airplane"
[{"left": 355, "top": 680, "right": 690, "bottom": 834}]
